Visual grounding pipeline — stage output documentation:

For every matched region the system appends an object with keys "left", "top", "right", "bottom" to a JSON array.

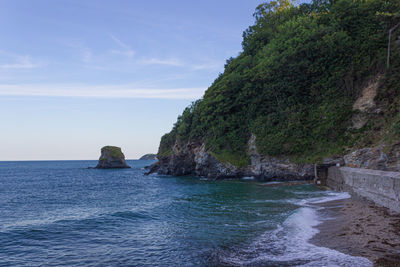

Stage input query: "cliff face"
[
  {"left": 149, "top": 137, "right": 400, "bottom": 180},
  {"left": 149, "top": 135, "right": 314, "bottom": 180},
  {"left": 344, "top": 145, "right": 400, "bottom": 172},
  {"left": 149, "top": 74, "right": 400, "bottom": 179}
]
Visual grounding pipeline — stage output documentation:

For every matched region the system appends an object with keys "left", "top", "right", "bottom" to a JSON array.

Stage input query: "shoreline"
[{"left": 309, "top": 196, "right": 400, "bottom": 266}]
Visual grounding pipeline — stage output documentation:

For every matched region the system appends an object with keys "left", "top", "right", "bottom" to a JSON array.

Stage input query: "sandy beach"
[{"left": 310, "top": 196, "right": 400, "bottom": 266}]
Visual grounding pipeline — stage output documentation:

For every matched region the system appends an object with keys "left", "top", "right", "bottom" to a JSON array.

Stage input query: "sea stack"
[{"left": 95, "top": 146, "right": 131, "bottom": 169}]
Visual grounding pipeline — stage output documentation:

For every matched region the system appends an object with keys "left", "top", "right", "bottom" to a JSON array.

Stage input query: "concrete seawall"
[{"left": 326, "top": 166, "right": 400, "bottom": 213}]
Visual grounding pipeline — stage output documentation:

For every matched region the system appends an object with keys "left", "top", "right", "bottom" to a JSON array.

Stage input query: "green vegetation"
[
  {"left": 139, "top": 154, "right": 157, "bottom": 160},
  {"left": 159, "top": 0, "right": 400, "bottom": 165},
  {"left": 377, "top": 45, "right": 400, "bottom": 146},
  {"left": 101, "top": 146, "right": 124, "bottom": 159}
]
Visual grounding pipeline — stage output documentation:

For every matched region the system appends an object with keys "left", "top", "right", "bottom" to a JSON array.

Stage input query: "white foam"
[
  {"left": 241, "top": 176, "right": 255, "bottom": 180},
  {"left": 288, "top": 191, "right": 351, "bottom": 207},
  {"left": 220, "top": 192, "right": 372, "bottom": 266},
  {"left": 264, "top": 181, "right": 283, "bottom": 184},
  {"left": 305, "top": 191, "right": 351, "bottom": 204}
]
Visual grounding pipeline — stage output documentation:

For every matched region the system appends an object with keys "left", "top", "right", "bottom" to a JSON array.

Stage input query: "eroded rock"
[
  {"left": 147, "top": 134, "right": 314, "bottom": 180},
  {"left": 344, "top": 146, "right": 389, "bottom": 171}
]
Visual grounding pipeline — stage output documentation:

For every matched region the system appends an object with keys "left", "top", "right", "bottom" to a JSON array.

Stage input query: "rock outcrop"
[
  {"left": 147, "top": 135, "right": 315, "bottom": 180},
  {"left": 350, "top": 75, "right": 383, "bottom": 130},
  {"left": 95, "top": 146, "right": 130, "bottom": 169},
  {"left": 139, "top": 154, "right": 157, "bottom": 160},
  {"left": 147, "top": 133, "right": 400, "bottom": 180},
  {"left": 343, "top": 144, "right": 400, "bottom": 172},
  {"left": 247, "top": 135, "right": 315, "bottom": 180}
]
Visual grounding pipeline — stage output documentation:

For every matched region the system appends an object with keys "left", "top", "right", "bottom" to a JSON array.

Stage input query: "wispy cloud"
[
  {"left": 63, "top": 40, "right": 92, "bottom": 63},
  {"left": 139, "top": 57, "right": 184, "bottom": 67},
  {"left": 0, "top": 84, "right": 205, "bottom": 99},
  {"left": 0, "top": 51, "right": 41, "bottom": 69},
  {"left": 109, "top": 34, "right": 135, "bottom": 58}
]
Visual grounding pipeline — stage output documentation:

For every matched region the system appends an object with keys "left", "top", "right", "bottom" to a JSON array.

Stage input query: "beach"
[{"left": 310, "top": 196, "right": 400, "bottom": 266}]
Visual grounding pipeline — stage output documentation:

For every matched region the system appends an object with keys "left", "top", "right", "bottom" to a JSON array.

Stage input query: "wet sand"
[{"left": 310, "top": 197, "right": 400, "bottom": 266}]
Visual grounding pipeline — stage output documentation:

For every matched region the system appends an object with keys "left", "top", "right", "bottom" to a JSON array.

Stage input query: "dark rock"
[
  {"left": 247, "top": 134, "right": 314, "bottom": 181},
  {"left": 344, "top": 145, "right": 400, "bottom": 172},
  {"left": 95, "top": 146, "right": 130, "bottom": 169},
  {"left": 147, "top": 134, "right": 315, "bottom": 181},
  {"left": 139, "top": 154, "right": 157, "bottom": 160}
]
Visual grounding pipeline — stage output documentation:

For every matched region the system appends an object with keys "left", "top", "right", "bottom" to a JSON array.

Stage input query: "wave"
[
  {"left": 214, "top": 192, "right": 372, "bottom": 266},
  {"left": 300, "top": 191, "right": 351, "bottom": 205}
]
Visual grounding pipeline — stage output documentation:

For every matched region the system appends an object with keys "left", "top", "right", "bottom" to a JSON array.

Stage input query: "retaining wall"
[{"left": 327, "top": 166, "right": 400, "bottom": 213}]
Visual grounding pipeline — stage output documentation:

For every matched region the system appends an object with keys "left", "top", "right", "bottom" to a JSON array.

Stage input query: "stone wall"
[{"left": 327, "top": 166, "right": 400, "bottom": 213}]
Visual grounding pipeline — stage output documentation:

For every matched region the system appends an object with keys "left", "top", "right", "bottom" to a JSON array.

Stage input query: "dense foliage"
[
  {"left": 159, "top": 0, "right": 400, "bottom": 166},
  {"left": 100, "top": 146, "right": 124, "bottom": 159}
]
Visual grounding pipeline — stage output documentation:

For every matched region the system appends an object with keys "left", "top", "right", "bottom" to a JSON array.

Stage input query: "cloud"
[
  {"left": 63, "top": 40, "right": 93, "bottom": 63},
  {"left": 139, "top": 57, "right": 184, "bottom": 66},
  {"left": 0, "top": 84, "right": 205, "bottom": 99},
  {"left": 109, "top": 34, "right": 135, "bottom": 58},
  {"left": 0, "top": 51, "right": 41, "bottom": 69}
]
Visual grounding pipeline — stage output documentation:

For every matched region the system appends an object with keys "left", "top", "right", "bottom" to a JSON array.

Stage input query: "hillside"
[{"left": 151, "top": 0, "right": 400, "bottom": 179}]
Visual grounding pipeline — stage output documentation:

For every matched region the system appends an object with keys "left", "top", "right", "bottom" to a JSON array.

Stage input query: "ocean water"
[{"left": 0, "top": 160, "right": 372, "bottom": 266}]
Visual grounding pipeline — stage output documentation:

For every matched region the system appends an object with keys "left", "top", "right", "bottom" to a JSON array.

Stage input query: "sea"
[{"left": 0, "top": 160, "right": 372, "bottom": 266}]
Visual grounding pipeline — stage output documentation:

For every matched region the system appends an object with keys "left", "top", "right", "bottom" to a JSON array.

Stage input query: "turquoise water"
[{"left": 0, "top": 160, "right": 371, "bottom": 266}]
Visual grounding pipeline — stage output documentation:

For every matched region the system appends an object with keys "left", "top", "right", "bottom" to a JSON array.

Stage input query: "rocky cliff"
[
  {"left": 148, "top": 137, "right": 400, "bottom": 180},
  {"left": 148, "top": 73, "right": 400, "bottom": 179},
  {"left": 148, "top": 135, "right": 314, "bottom": 180},
  {"left": 343, "top": 145, "right": 400, "bottom": 172}
]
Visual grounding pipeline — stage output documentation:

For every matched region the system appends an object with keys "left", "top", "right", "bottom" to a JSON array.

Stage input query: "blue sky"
[{"left": 0, "top": 0, "right": 264, "bottom": 160}]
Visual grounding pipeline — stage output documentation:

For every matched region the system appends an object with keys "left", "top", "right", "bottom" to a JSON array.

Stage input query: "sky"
[{"left": 0, "top": 0, "right": 265, "bottom": 160}]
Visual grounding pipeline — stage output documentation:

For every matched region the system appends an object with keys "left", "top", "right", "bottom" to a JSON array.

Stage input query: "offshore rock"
[{"left": 95, "top": 146, "right": 130, "bottom": 169}]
